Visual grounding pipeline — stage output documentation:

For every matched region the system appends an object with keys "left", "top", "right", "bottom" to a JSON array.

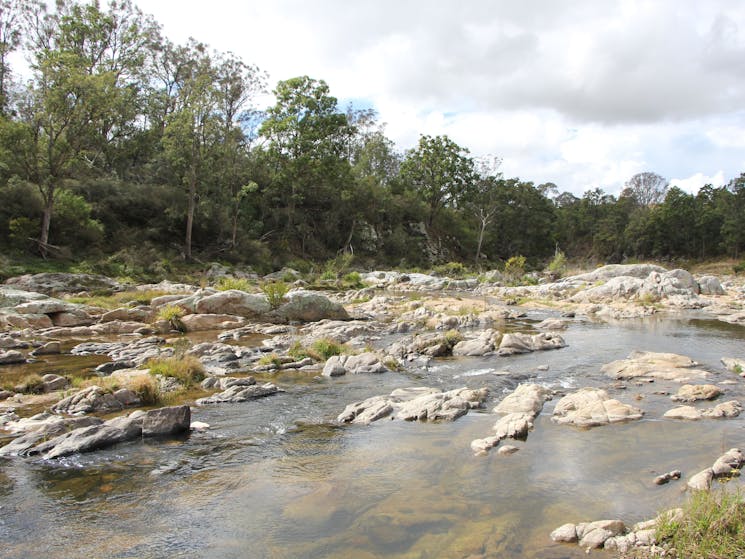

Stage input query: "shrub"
[
  {"left": 146, "top": 356, "right": 205, "bottom": 387},
  {"left": 547, "top": 251, "right": 567, "bottom": 277},
  {"left": 157, "top": 304, "right": 186, "bottom": 332},
  {"left": 503, "top": 255, "right": 527, "bottom": 281},
  {"left": 310, "top": 338, "right": 345, "bottom": 360},
  {"left": 734, "top": 261, "right": 745, "bottom": 274},
  {"left": 288, "top": 341, "right": 311, "bottom": 361},
  {"left": 10, "top": 373, "right": 45, "bottom": 394},
  {"left": 656, "top": 489, "right": 745, "bottom": 559},
  {"left": 443, "top": 329, "right": 464, "bottom": 348},
  {"left": 432, "top": 261, "right": 467, "bottom": 278},
  {"left": 262, "top": 281, "right": 289, "bottom": 310},
  {"left": 216, "top": 277, "right": 253, "bottom": 291},
  {"left": 342, "top": 271, "right": 365, "bottom": 288}
]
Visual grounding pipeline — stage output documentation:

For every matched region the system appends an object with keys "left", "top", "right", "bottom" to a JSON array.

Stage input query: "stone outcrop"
[
  {"left": 452, "top": 329, "right": 501, "bottom": 356},
  {"left": 52, "top": 385, "right": 141, "bottom": 415},
  {"left": 322, "top": 353, "right": 389, "bottom": 376},
  {"left": 0, "top": 406, "right": 190, "bottom": 458},
  {"left": 601, "top": 351, "right": 709, "bottom": 382},
  {"left": 496, "top": 332, "right": 566, "bottom": 356},
  {"left": 196, "top": 382, "right": 280, "bottom": 405},
  {"left": 551, "top": 387, "right": 643, "bottom": 427},
  {"left": 671, "top": 384, "right": 722, "bottom": 403},
  {"left": 4, "top": 273, "right": 122, "bottom": 295},
  {"left": 193, "top": 290, "right": 271, "bottom": 317},
  {"left": 471, "top": 384, "right": 551, "bottom": 454},
  {"left": 337, "top": 387, "right": 488, "bottom": 425},
  {"left": 270, "top": 291, "right": 350, "bottom": 323}
]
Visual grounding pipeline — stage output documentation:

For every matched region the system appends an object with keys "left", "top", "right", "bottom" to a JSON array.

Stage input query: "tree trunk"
[
  {"left": 230, "top": 204, "right": 239, "bottom": 249},
  {"left": 185, "top": 163, "right": 197, "bottom": 261},
  {"left": 39, "top": 185, "right": 55, "bottom": 259},
  {"left": 475, "top": 218, "right": 487, "bottom": 267}
]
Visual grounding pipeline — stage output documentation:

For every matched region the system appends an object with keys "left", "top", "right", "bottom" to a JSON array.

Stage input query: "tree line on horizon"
[{"left": 0, "top": 0, "right": 744, "bottom": 277}]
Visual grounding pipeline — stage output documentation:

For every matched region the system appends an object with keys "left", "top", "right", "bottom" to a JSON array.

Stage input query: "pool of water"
[{"left": 1, "top": 311, "right": 744, "bottom": 558}]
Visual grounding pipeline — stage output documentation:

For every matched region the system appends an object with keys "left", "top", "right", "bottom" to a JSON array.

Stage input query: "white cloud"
[{"left": 130, "top": 0, "right": 745, "bottom": 195}]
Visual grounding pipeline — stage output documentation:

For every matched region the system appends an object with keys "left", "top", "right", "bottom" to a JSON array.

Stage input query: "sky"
[{"left": 133, "top": 0, "right": 745, "bottom": 197}]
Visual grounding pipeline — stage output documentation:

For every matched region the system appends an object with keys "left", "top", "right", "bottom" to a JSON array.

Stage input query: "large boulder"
[
  {"left": 5, "top": 273, "right": 122, "bottom": 295},
  {"left": 493, "top": 383, "right": 551, "bottom": 416},
  {"left": 639, "top": 269, "right": 699, "bottom": 299},
  {"left": 142, "top": 405, "right": 191, "bottom": 436},
  {"left": 551, "top": 387, "right": 643, "bottom": 427},
  {"left": 52, "top": 385, "right": 134, "bottom": 415},
  {"left": 698, "top": 276, "right": 725, "bottom": 295},
  {"left": 563, "top": 264, "right": 667, "bottom": 283},
  {"left": 496, "top": 332, "right": 566, "bottom": 356},
  {"left": 180, "top": 313, "right": 247, "bottom": 331},
  {"left": 0, "top": 349, "right": 26, "bottom": 365},
  {"left": 452, "top": 329, "right": 501, "bottom": 356},
  {"left": 322, "top": 353, "right": 388, "bottom": 376},
  {"left": 671, "top": 384, "right": 722, "bottom": 403},
  {"left": 196, "top": 382, "right": 280, "bottom": 405},
  {"left": 193, "top": 290, "right": 270, "bottom": 317},
  {"left": 271, "top": 291, "right": 349, "bottom": 323}
]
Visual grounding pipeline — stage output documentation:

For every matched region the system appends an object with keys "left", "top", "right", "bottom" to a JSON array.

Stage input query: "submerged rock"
[{"left": 196, "top": 382, "right": 280, "bottom": 405}]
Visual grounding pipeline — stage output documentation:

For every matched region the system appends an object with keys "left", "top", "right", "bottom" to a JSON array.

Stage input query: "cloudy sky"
[{"left": 135, "top": 0, "right": 745, "bottom": 197}]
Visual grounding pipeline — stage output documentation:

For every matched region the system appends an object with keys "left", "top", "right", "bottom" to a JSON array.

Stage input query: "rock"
[
  {"left": 41, "top": 374, "right": 68, "bottom": 392},
  {"left": 535, "top": 318, "right": 568, "bottom": 330},
  {"left": 496, "top": 332, "right": 566, "bottom": 356},
  {"left": 663, "top": 405, "right": 701, "bottom": 420},
  {"left": 190, "top": 421, "right": 210, "bottom": 431},
  {"left": 0, "top": 416, "right": 104, "bottom": 457},
  {"left": 337, "top": 396, "right": 395, "bottom": 425},
  {"left": 601, "top": 351, "right": 708, "bottom": 382},
  {"left": 195, "top": 382, "right": 280, "bottom": 405},
  {"left": 113, "top": 388, "right": 141, "bottom": 407},
  {"left": 180, "top": 313, "right": 247, "bottom": 331},
  {"left": 30, "top": 341, "right": 61, "bottom": 356},
  {"left": 698, "top": 276, "right": 725, "bottom": 295},
  {"left": 653, "top": 470, "right": 682, "bottom": 485},
  {"left": 0, "top": 389, "right": 12, "bottom": 400},
  {"left": 270, "top": 291, "right": 350, "bottom": 323},
  {"left": 470, "top": 435, "right": 501, "bottom": 454},
  {"left": 452, "top": 329, "right": 500, "bottom": 356},
  {"left": 576, "top": 520, "right": 626, "bottom": 550},
  {"left": 322, "top": 353, "right": 388, "bottom": 376},
  {"left": 711, "top": 448, "right": 744, "bottom": 476},
  {"left": 100, "top": 307, "right": 151, "bottom": 323},
  {"left": 671, "top": 384, "right": 722, "bottom": 403},
  {"left": 550, "top": 523, "right": 578, "bottom": 543},
  {"left": 640, "top": 269, "right": 700, "bottom": 299},
  {"left": 0, "top": 349, "right": 26, "bottom": 364},
  {"left": 49, "top": 309, "right": 94, "bottom": 327},
  {"left": 40, "top": 417, "right": 144, "bottom": 459},
  {"left": 200, "top": 376, "right": 256, "bottom": 390},
  {"left": 4, "top": 272, "right": 122, "bottom": 295},
  {"left": 570, "top": 276, "right": 644, "bottom": 303},
  {"left": 702, "top": 400, "right": 742, "bottom": 418},
  {"left": 497, "top": 445, "right": 519, "bottom": 455},
  {"left": 142, "top": 405, "right": 191, "bottom": 436},
  {"left": 52, "top": 385, "right": 125, "bottom": 415},
  {"left": 493, "top": 383, "right": 551, "bottom": 416},
  {"left": 552, "top": 387, "right": 644, "bottom": 427},
  {"left": 721, "top": 357, "right": 745, "bottom": 376},
  {"left": 193, "top": 290, "right": 270, "bottom": 317},
  {"left": 493, "top": 412, "right": 533, "bottom": 440},
  {"left": 338, "top": 387, "right": 488, "bottom": 425},
  {"left": 564, "top": 264, "right": 667, "bottom": 283},
  {"left": 687, "top": 468, "right": 714, "bottom": 491},
  {"left": 90, "top": 320, "right": 150, "bottom": 335}
]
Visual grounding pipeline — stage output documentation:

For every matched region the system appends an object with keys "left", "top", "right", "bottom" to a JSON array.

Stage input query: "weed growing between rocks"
[
  {"left": 654, "top": 489, "right": 745, "bottom": 559},
  {"left": 215, "top": 277, "right": 254, "bottom": 291},
  {"left": 261, "top": 281, "right": 289, "bottom": 310},
  {"left": 156, "top": 304, "right": 185, "bottom": 332},
  {"left": 146, "top": 356, "right": 205, "bottom": 388}
]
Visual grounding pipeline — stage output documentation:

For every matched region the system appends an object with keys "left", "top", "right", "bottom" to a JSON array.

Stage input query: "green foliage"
[
  {"left": 443, "top": 329, "right": 464, "bottom": 348},
  {"left": 257, "top": 353, "right": 283, "bottom": 367},
  {"left": 128, "top": 375, "right": 162, "bottom": 406},
  {"left": 146, "top": 356, "right": 205, "bottom": 388},
  {"left": 7, "top": 373, "right": 45, "bottom": 394},
  {"left": 262, "top": 281, "right": 289, "bottom": 309},
  {"left": 734, "top": 261, "right": 745, "bottom": 274},
  {"left": 310, "top": 338, "right": 345, "bottom": 360},
  {"left": 656, "top": 489, "right": 745, "bottom": 559},
  {"left": 432, "top": 261, "right": 468, "bottom": 278},
  {"left": 504, "top": 255, "right": 527, "bottom": 281},
  {"left": 216, "top": 277, "right": 253, "bottom": 291},
  {"left": 157, "top": 305, "right": 186, "bottom": 332},
  {"left": 341, "top": 271, "right": 365, "bottom": 288},
  {"left": 547, "top": 251, "right": 567, "bottom": 277}
]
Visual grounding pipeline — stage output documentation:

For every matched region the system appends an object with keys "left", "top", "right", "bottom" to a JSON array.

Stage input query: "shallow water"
[{"left": 1, "top": 311, "right": 745, "bottom": 558}]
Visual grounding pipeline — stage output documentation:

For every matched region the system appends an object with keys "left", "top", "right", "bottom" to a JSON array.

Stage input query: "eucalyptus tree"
[
  {"left": 399, "top": 134, "right": 477, "bottom": 230},
  {"left": 621, "top": 171, "right": 668, "bottom": 207},
  {"left": 6, "top": 0, "right": 157, "bottom": 256},
  {"left": 259, "top": 76, "right": 355, "bottom": 256},
  {"left": 0, "top": 0, "right": 40, "bottom": 115}
]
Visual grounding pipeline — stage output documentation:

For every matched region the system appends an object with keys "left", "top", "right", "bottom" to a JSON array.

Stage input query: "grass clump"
[
  {"left": 262, "top": 281, "right": 289, "bottom": 310},
  {"left": 656, "top": 489, "right": 745, "bottom": 559},
  {"left": 734, "top": 261, "right": 745, "bottom": 275},
  {"left": 310, "top": 338, "right": 346, "bottom": 360},
  {"left": 67, "top": 289, "right": 171, "bottom": 309},
  {"left": 216, "top": 277, "right": 253, "bottom": 291},
  {"left": 257, "top": 353, "right": 283, "bottom": 367},
  {"left": 432, "top": 261, "right": 468, "bottom": 278},
  {"left": 146, "top": 356, "right": 205, "bottom": 387},
  {"left": 7, "top": 373, "right": 45, "bottom": 394},
  {"left": 127, "top": 375, "right": 161, "bottom": 406},
  {"left": 156, "top": 304, "right": 186, "bottom": 332},
  {"left": 443, "top": 329, "right": 464, "bottom": 348}
]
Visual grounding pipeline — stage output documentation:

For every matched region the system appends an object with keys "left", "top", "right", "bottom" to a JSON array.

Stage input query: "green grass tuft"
[{"left": 146, "top": 356, "right": 205, "bottom": 387}]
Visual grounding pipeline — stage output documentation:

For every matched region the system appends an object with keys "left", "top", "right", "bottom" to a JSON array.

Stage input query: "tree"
[
  {"left": 259, "top": 76, "right": 354, "bottom": 256},
  {"left": 464, "top": 155, "right": 502, "bottom": 265},
  {"left": 7, "top": 0, "right": 156, "bottom": 256},
  {"left": 399, "top": 134, "right": 476, "bottom": 230},
  {"left": 0, "top": 0, "right": 40, "bottom": 115},
  {"left": 621, "top": 171, "right": 668, "bottom": 207}
]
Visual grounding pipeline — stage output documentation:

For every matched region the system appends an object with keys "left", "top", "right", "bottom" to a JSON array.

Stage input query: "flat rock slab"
[
  {"left": 601, "top": 351, "right": 708, "bottom": 382},
  {"left": 552, "top": 387, "right": 643, "bottom": 427}
]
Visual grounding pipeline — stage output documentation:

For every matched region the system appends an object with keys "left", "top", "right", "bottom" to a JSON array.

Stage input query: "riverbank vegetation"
[{"left": 0, "top": 1, "right": 744, "bottom": 282}]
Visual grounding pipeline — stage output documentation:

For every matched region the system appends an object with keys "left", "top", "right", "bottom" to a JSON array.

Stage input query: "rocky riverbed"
[{"left": 1, "top": 265, "right": 744, "bottom": 558}]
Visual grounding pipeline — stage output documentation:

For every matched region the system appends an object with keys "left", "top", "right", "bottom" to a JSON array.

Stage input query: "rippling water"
[{"left": 1, "top": 311, "right": 745, "bottom": 558}]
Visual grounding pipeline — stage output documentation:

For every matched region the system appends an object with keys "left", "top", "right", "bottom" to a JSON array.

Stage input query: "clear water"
[{"left": 1, "top": 312, "right": 745, "bottom": 558}]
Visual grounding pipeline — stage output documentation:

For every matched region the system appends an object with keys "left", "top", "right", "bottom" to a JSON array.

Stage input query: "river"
[{"left": 1, "top": 309, "right": 744, "bottom": 558}]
